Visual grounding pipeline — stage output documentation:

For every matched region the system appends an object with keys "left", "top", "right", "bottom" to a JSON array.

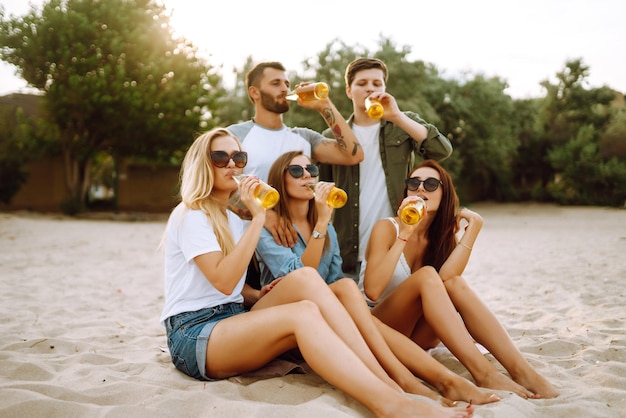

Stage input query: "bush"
[{"left": 548, "top": 125, "right": 626, "bottom": 206}]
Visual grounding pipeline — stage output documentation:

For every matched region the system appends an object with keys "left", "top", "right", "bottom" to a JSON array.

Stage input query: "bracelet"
[
  {"left": 397, "top": 236, "right": 408, "bottom": 242},
  {"left": 459, "top": 242, "right": 472, "bottom": 250}
]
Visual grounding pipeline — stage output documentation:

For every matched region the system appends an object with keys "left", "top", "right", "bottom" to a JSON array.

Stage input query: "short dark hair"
[
  {"left": 246, "top": 61, "right": 286, "bottom": 89},
  {"left": 344, "top": 57, "right": 388, "bottom": 87}
]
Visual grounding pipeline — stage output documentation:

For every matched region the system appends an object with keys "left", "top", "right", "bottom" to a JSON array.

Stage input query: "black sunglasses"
[
  {"left": 210, "top": 151, "right": 248, "bottom": 168},
  {"left": 405, "top": 177, "right": 442, "bottom": 192},
  {"left": 286, "top": 164, "right": 319, "bottom": 178}
]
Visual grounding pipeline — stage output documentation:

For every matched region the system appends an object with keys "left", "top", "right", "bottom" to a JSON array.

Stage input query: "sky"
[{"left": 1, "top": 0, "right": 624, "bottom": 99}]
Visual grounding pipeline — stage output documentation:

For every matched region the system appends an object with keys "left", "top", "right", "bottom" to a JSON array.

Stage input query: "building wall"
[
  {"left": 1, "top": 156, "right": 66, "bottom": 212},
  {"left": 2, "top": 157, "right": 180, "bottom": 213},
  {"left": 116, "top": 161, "right": 180, "bottom": 213}
]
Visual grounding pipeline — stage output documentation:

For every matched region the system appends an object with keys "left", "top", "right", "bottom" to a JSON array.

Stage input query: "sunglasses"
[
  {"left": 286, "top": 164, "right": 319, "bottom": 178},
  {"left": 405, "top": 177, "right": 442, "bottom": 192},
  {"left": 210, "top": 151, "right": 248, "bottom": 168}
]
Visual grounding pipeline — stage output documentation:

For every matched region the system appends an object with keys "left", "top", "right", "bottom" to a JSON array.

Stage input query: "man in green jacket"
[{"left": 321, "top": 57, "right": 452, "bottom": 278}]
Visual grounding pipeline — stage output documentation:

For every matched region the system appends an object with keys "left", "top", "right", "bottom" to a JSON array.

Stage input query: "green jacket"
[{"left": 320, "top": 111, "right": 452, "bottom": 274}]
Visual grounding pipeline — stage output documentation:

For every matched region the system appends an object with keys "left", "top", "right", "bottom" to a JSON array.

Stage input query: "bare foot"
[
  {"left": 399, "top": 377, "right": 456, "bottom": 406},
  {"left": 475, "top": 370, "right": 535, "bottom": 399},
  {"left": 379, "top": 396, "right": 474, "bottom": 418},
  {"left": 511, "top": 368, "right": 559, "bottom": 399},
  {"left": 436, "top": 372, "right": 501, "bottom": 405}
]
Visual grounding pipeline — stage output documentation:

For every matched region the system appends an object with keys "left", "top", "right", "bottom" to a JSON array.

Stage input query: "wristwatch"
[{"left": 312, "top": 230, "right": 326, "bottom": 239}]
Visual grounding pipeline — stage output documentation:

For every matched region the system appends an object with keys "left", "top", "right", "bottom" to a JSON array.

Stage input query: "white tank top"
[{"left": 358, "top": 218, "right": 412, "bottom": 307}]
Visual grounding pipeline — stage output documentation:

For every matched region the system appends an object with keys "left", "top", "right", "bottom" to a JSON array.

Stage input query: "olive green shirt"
[{"left": 320, "top": 112, "right": 452, "bottom": 274}]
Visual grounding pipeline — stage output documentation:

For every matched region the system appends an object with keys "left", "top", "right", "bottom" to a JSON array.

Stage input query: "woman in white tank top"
[{"left": 360, "top": 160, "right": 558, "bottom": 400}]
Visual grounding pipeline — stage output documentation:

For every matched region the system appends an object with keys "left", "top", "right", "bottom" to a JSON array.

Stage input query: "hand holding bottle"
[
  {"left": 309, "top": 181, "right": 335, "bottom": 224},
  {"left": 286, "top": 82, "right": 329, "bottom": 101},
  {"left": 308, "top": 181, "right": 348, "bottom": 209},
  {"left": 233, "top": 174, "right": 280, "bottom": 210}
]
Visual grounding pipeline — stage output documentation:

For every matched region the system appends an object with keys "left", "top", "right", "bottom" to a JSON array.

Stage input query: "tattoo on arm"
[
  {"left": 321, "top": 107, "right": 335, "bottom": 126},
  {"left": 322, "top": 108, "right": 348, "bottom": 151},
  {"left": 332, "top": 125, "right": 347, "bottom": 151}
]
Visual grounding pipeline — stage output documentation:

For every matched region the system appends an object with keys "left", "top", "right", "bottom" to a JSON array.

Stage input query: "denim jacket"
[{"left": 255, "top": 223, "right": 344, "bottom": 287}]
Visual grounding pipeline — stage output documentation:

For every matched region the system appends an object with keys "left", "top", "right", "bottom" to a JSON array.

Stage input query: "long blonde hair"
[{"left": 179, "top": 128, "right": 241, "bottom": 255}]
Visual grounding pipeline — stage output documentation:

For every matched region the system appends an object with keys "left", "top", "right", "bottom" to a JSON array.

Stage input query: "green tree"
[
  {"left": 509, "top": 98, "right": 549, "bottom": 200},
  {"left": 539, "top": 59, "right": 614, "bottom": 145},
  {"left": 548, "top": 125, "right": 626, "bottom": 206},
  {"left": 600, "top": 101, "right": 626, "bottom": 161},
  {"left": 0, "top": 0, "right": 216, "bottom": 212},
  {"left": 451, "top": 75, "right": 518, "bottom": 201},
  {"left": 538, "top": 59, "right": 624, "bottom": 206}
]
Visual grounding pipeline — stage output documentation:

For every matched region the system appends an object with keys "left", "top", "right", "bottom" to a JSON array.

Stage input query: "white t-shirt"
[
  {"left": 160, "top": 204, "right": 245, "bottom": 323},
  {"left": 228, "top": 121, "right": 323, "bottom": 182},
  {"left": 353, "top": 123, "right": 394, "bottom": 262}
]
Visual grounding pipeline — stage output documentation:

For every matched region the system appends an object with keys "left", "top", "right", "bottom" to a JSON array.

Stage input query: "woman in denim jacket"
[{"left": 257, "top": 150, "right": 500, "bottom": 406}]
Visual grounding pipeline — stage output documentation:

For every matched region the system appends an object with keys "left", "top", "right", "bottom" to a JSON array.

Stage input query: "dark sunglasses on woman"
[
  {"left": 405, "top": 177, "right": 442, "bottom": 192},
  {"left": 210, "top": 151, "right": 248, "bottom": 168},
  {"left": 287, "top": 164, "right": 319, "bottom": 178}
]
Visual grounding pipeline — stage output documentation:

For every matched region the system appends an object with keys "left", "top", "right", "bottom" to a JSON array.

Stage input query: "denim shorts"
[{"left": 164, "top": 302, "right": 245, "bottom": 380}]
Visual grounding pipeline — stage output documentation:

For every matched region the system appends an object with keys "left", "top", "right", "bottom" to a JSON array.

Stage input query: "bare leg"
[
  {"left": 372, "top": 266, "right": 534, "bottom": 398},
  {"left": 329, "top": 278, "right": 445, "bottom": 403},
  {"left": 252, "top": 268, "right": 401, "bottom": 392},
  {"left": 374, "top": 316, "right": 501, "bottom": 405},
  {"left": 207, "top": 300, "right": 473, "bottom": 418},
  {"left": 444, "top": 276, "right": 558, "bottom": 398}
]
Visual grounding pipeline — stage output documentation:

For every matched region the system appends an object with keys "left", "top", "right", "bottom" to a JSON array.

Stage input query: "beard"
[{"left": 259, "top": 90, "right": 290, "bottom": 114}]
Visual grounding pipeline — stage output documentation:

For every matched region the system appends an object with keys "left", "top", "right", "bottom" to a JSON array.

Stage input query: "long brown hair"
[
  {"left": 267, "top": 151, "right": 328, "bottom": 249},
  {"left": 408, "top": 160, "right": 459, "bottom": 270}
]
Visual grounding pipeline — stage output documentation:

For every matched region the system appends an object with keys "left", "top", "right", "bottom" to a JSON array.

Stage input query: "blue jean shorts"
[{"left": 164, "top": 302, "right": 245, "bottom": 380}]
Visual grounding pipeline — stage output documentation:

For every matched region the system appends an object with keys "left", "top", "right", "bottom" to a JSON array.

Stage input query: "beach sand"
[{"left": 1, "top": 203, "right": 625, "bottom": 417}]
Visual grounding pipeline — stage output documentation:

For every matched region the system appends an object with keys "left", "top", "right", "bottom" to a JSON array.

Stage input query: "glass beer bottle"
[
  {"left": 365, "top": 97, "right": 384, "bottom": 119},
  {"left": 399, "top": 197, "right": 426, "bottom": 225},
  {"left": 233, "top": 174, "right": 280, "bottom": 209},
  {"left": 286, "top": 82, "right": 330, "bottom": 101},
  {"left": 308, "top": 182, "right": 348, "bottom": 209}
]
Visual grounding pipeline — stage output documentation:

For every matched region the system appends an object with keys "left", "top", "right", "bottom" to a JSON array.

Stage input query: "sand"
[{"left": 1, "top": 203, "right": 625, "bottom": 417}]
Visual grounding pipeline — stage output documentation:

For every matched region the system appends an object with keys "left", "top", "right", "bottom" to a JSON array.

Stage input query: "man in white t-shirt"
[
  {"left": 227, "top": 62, "right": 363, "bottom": 287},
  {"left": 228, "top": 61, "right": 363, "bottom": 226}
]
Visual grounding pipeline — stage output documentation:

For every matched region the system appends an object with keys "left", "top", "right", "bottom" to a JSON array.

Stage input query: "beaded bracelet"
[
  {"left": 459, "top": 242, "right": 473, "bottom": 250},
  {"left": 397, "top": 236, "right": 408, "bottom": 242}
]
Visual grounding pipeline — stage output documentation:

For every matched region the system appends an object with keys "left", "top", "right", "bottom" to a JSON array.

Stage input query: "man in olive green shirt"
[{"left": 321, "top": 58, "right": 452, "bottom": 277}]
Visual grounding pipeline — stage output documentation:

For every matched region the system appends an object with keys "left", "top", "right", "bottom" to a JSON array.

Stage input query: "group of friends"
[{"left": 159, "top": 58, "right": 559, "bottom": 418}]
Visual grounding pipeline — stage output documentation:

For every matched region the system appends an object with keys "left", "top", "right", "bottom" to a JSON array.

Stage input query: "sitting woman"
[
  {"left": 256, "top": 150, "right": 500, "bottom": 405},
  {"left": 360, "top": 159, "right": 558, "bottom": 399},
  {"left": 160, "top": 128, "right": 473, "bottom": 418}
]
